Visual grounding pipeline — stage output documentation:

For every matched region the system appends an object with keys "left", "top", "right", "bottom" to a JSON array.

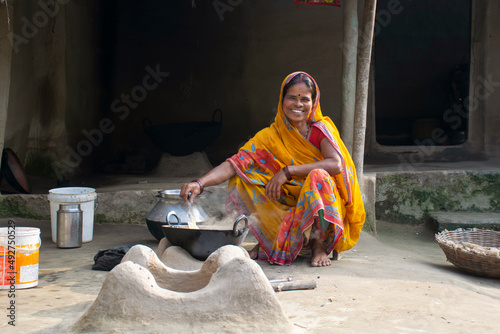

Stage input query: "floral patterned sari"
[{"left": 226, "top": 72, "right": 365, "bottom": 265}]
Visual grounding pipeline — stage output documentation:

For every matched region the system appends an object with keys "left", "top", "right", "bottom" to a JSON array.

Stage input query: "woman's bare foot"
[
  {"left": 310, "top": 238, "right": 331, "bottom": 267},
  {"left": 248, "top": 243, "right": 260, "bottom": 259}
]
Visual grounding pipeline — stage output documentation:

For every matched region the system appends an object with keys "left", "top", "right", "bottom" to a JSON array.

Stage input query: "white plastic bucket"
[
  {"left": 0, "top": 227, "right": 41, "bottom": 289},
  {"left": 48, "top": 187, "right": 97, "bottom": 243}
]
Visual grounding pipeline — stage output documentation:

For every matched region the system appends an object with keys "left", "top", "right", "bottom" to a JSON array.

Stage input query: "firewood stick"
[{"left": 271, "top": 280, "right": 316, "bottom": 292}]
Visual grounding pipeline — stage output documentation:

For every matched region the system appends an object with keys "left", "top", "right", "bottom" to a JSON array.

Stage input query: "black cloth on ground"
[{"left": 92, "top": 244, "right": 135, "bottom": 271}]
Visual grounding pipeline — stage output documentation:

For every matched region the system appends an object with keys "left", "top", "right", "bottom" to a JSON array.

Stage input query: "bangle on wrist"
[
  {"left": 283, "top": 166, "right": 292, "bottom": 181},
  {"left": 191, "top": 179, "right": 204, "bottom": 194}
]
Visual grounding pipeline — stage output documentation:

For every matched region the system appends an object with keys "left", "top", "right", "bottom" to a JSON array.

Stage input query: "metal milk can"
[{"left": 57, "top": 204, "right": 83, "bottom": 248}]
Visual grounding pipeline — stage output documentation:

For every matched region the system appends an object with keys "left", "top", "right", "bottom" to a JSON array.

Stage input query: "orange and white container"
[{"left": 0, "top": 227, "right": 41, "bottom": 289}]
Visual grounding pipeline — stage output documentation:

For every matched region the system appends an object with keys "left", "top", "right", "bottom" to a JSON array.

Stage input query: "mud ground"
[{"left": 0, "top": 218, "right": 499, "bottom": 333}]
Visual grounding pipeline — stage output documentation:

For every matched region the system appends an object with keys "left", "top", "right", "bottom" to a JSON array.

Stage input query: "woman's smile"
[{"left": 282, "top": 82, "right": 313, "bottom": 126}]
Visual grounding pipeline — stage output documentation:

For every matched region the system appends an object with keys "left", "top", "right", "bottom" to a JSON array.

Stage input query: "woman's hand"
[
  {"left": 179, "top": 161, "right": 237, "bottom": 204},
  {"left": 265, "top": 169, "right": 288, "bottom": 201},
  {"left": 180, "top": 181, "right": 202, "bottom": 204}
]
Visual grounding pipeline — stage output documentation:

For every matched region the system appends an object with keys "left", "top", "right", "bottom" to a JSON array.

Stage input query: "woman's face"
[{"left": 282, "top": 82, "right": 313, "bottom": 126}]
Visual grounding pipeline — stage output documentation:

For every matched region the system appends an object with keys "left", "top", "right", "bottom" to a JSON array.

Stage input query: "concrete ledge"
[
  {"left": 0, "top": 184, "right": 230, "bottom": 225},
  {"left": 0, "top": 193, "right": 48, "bottom": 219},
  {"left": 2, "top": 169, "right": 498, "bottom": 231},
  {"left": 361, "top": 173, "right": 376, "bottom": 233},
  {"left": 428, "top": 211, "right": 500, "bottom": 231},
  {"left": 376, "top": 170, "right": 500, "bottom": 224}
]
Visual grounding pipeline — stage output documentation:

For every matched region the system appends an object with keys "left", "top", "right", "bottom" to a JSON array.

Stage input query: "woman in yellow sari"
[{"left": 181, "top": 72, "right": 365, "bottom": 266}]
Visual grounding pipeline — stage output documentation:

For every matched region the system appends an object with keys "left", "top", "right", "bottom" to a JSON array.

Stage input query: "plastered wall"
[
  {"left": 101, "top": 0, "right": 344, "bottom": 167},
  {"left": 484, "top": 0, "right": 500, "bottom": 155},
  {"left": 4, "top": 0, "right": 101, "bottom": 180}
]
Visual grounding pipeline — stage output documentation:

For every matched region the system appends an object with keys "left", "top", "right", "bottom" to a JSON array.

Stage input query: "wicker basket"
[{"left": 435, "top": 228, "right": 500, "bottom": 278}]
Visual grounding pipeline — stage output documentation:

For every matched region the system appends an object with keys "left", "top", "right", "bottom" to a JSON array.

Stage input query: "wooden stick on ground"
[{"left": 271, "top": 280, "right": 317, "bottom": 292}]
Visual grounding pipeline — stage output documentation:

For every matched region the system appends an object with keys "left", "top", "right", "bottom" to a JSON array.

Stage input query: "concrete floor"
[{"left": 0, "top": 217, "right": 499, "bottom": 333}]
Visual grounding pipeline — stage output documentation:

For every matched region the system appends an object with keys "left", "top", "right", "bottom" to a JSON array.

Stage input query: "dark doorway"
[{"left": 374, "top": 0, "right": 472, "bottom": 146}]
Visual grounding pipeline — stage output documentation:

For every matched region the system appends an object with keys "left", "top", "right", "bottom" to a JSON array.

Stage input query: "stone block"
[
  {"left": 428, "top": 211, "right": 500, "bottom": 231},
  {"left": 376, "top": 170, "right": 500, "bottom": 224},
  {"left": 361, "top": 173, "right": 376, "bottom": 233}
]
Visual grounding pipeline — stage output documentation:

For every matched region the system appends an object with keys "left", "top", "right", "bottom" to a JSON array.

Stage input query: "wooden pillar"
[
  {"left": 353, "top": 0, "right": 377, "bottom": 178},
  {"left": 0, "top": 0, "right": 13, "bottom": 189},
  {"left": 340, "top": 0, "right": 358, "bottom": 154}
]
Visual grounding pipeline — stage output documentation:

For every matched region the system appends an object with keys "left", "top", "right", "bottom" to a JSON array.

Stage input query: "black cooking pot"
[
  {"left": 162, "top": 212, "right": 249, "bottom": 260},
  {"left": 143, "top": 109, "right": 222, "bottom": 156}
]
